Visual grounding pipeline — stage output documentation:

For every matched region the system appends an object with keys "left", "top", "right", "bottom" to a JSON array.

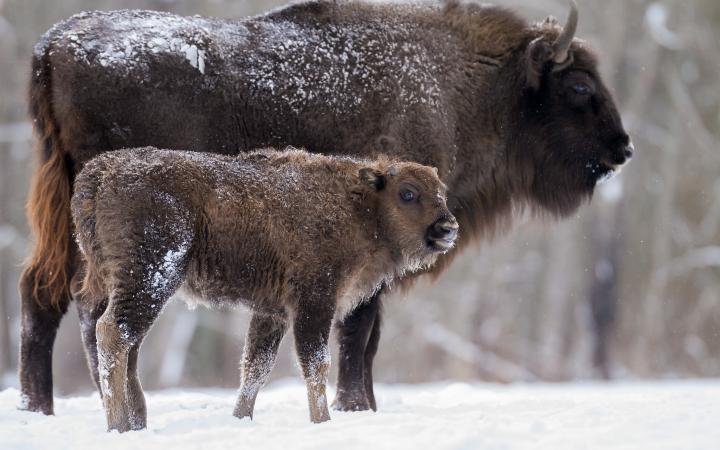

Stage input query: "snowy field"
[{"left": 2, "top": 380, "right": 719, "bottom": 450}]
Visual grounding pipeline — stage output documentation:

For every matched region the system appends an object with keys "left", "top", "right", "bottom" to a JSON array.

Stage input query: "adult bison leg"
[
  {"left": 332, "top": 288, "right": 383, "bottom": 412},
  {"left": 363, "top": 302, "right": 382, "bottom": 411},
  {"left": 18, "top": 267, "right": 70, "bottom": 415}
]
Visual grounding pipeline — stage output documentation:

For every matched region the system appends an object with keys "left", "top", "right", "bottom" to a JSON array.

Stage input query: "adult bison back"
[{"left": 19, "top": 0, "right": 631, "bottom": 415}]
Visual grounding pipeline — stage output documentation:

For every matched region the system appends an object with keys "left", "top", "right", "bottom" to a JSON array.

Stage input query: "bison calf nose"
[
  {"left": 427, "top": 217, "right": 459, "bottom": 252},
  {"left": 434, "top": 219, "right": 459, "bottom": 239}
]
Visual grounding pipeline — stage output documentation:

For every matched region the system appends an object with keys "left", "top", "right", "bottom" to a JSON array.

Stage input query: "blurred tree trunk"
[
  {"left": 0, "top": 5, "right": 15, "bottom": 385},
  {"left": 0, "top": 149, "right": 12, "bottom": 384},
  {"left": 586, "top": 195, "right": 622, "bottom": 379}
]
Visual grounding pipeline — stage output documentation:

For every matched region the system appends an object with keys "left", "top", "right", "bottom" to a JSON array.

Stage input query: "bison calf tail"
[
  {"left": 71, "top": 165, "right": 108, "bottom": 302},
  {"left": 24, "top": 45, "right": 74, "bottom": 310},
  {"left": 79, "top": 253, "right": 106, "bottom": 303}
]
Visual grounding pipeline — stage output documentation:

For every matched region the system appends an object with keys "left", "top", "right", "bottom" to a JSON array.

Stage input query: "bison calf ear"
[
  {"left": 526, "top": 37, "right": 554, "bottom": 90},
  {"left": 359, "top": 168, "right": 386, "bottom": 191}
]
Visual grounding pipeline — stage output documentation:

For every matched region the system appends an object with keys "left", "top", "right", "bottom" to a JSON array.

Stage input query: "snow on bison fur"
[
  {"left": 20, "top": 0, "right": 632, "bottom": 414},
  {"left": 71, "top": 146, "right": 457, "bottom": 431}
]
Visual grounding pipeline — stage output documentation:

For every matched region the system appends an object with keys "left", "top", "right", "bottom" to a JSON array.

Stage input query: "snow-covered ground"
[{"left": 2, "top": 380, "right": 719, "bottom": 449}]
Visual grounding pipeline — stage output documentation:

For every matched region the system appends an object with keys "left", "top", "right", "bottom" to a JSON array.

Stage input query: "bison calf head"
[
  {"left": 359, "top": 162, "right": 458, "bottom": 268},
  {"left": 519, "top": 0, "right": 633, "bottom": 216}
]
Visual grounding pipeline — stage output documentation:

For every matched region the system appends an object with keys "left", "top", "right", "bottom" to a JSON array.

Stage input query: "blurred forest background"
[{"left": 1, "top": 0, "right": 719, "bottom": 395}]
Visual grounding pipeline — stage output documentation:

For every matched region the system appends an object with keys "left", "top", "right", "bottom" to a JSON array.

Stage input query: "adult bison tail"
[{"left": 23, "top": 46, "right": 74, "bottom": 310}]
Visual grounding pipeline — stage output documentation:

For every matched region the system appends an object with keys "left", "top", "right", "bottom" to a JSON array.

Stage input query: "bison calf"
[{"left": 72, "top": 146, "right": 457, "bottom": 431}]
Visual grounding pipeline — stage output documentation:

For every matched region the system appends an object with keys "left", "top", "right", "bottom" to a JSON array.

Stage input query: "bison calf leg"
[
  {"left": 126, "top": 345, "right": 147, "bottom": 428},
  {"left": 332, "top": 291, "right": 382, "bottom": 412},
  {"left": 74, "top": 271, "right": 108, "bottom": 395},
  {"left": 18, "top": 267, "right": 71, "bottom": 415},
  {"left": 96, "top": 292, "right": 166, "bottom": 432},
  {"left": 234, "top": 313, "right": 288, "bottom": 420},
  {"left": 96, "top": 312, "right": 133, "bottom": 432},
  {"left": 294, "top": 303, "right": 334, "bottom": 424}
]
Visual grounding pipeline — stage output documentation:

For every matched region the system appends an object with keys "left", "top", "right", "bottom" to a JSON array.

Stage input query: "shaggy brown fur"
[
  {"left": 72, "top": 146, "right": 456, "bottom": 431},
  {"left": 21, "top": 0, "right": 632, "bottom": 414}
]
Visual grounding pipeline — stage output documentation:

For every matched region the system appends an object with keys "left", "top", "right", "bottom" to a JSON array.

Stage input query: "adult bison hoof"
[
  {"left": 18, "top": 396, "right": 53, "bottom": 415},
  {"left": 331, "top": 390, "right": 371, "bottom": 412}
]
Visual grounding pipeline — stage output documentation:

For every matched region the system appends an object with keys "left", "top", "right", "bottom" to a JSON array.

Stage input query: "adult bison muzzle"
[{"left": 19, "top": 0, "right": 631, "bottom": 415}]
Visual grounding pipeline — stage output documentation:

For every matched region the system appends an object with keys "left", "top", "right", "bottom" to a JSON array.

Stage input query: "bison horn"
[{"left": 552, "top": 0, "right": 578, "bottom": 64}]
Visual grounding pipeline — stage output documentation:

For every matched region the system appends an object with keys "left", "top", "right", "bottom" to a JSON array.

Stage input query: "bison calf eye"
[{"left": 400, "top": 189, "right": 416, "bottom": 202}]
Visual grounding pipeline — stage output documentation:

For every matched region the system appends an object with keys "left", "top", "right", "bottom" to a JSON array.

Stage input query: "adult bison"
[{"left": 20, "top": 0, "right": 632, "bottom": 414}]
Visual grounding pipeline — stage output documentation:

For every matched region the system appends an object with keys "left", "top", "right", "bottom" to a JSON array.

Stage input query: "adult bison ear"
[
  {"left": 525, "top": 0, "right": 579, "bottom": 90},
  {"left": 359, "top": 168, "right": 386, "bottom": 191},
  {"left": 526, "top": 37, "right": 554, "bottom": 90}
]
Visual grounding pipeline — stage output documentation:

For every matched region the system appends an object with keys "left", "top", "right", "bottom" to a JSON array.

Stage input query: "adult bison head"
[{"left": 517, "top": 0, "right": 633, "bottom": 216}]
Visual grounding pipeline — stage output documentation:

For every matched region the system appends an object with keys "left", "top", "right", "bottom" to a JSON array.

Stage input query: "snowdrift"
[{"left": 1, "top": 380, "right": 718, "bottom": 449}]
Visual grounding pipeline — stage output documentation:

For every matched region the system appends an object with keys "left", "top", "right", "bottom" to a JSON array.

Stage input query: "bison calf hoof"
[
  {"left": 233, "top": 408, "right": 253, "bottom": 420},
  {"left": 106, "top": 413, "right": 144, "bottom": 433},
  {"left": 331, "top": 390, "right": 371, "bottom": 412},
  {"left": 107, "top": 421, "right": 145, "bottom": 433},
  {"left": 107, "top": 423, "right": 132, "bottom": 433},
  {"left": 311, "top": 410, "right": 331, "bottom": 424},
  {"left": 233, "top": 392, "right": 258, "bottom": 421}
]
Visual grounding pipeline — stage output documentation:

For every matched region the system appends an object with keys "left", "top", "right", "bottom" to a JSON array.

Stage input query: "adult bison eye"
[
  {"left": 400, "top": 189, "right": 415, "bottom": 202},
  {"left": 572, "top": 82, "right": 592, "bottom": 95}
]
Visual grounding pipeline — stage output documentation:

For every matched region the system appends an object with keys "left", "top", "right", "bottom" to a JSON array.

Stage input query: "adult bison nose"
[
  {"left": 604, "top": 138, "right": 634, "bottom": 168},
  {"left": 623, "top": 141, "right": 635, "bottom": 160},
  {"left": 426, "top": 216, "right": 459, "bottom": 252},
  {"left": 613, "top": 141, "right": 634, "bottom": 166}
]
